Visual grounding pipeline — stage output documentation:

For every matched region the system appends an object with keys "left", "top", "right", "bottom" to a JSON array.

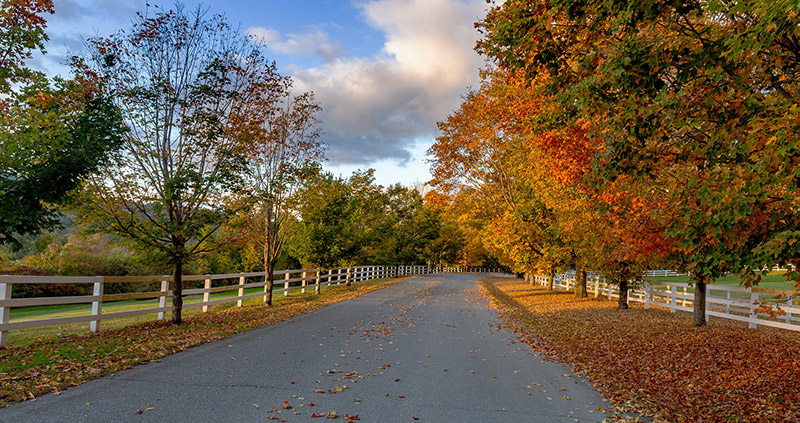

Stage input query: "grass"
[
  {"left": 645, "top": 271, "right": 795, "bottom": 291},
  {"left": 1, "top": 277, "right": 407, "bottom": 406},
  {"left": 6, "top": 285, "right": 304, "bottom": 349},
  {"left": 642, "top": 272, "right": 797, "bottom": 302},
  {"left": 9, "top": 284, "right": 319, "bottom": 322}
]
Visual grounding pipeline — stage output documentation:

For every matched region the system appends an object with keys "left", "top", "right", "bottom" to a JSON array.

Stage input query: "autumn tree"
[
  {"left": 75, "top": 4, "right": 282, "bottom": 324},
  {"left": 478, "top": 0, "right": 799, "bottom": 325},
  {"left": 245, "top": 89, "right": 324, "bottom": 305},
  {"left": 0, "top": 0, "right": 126, "bottom": 247},
  {"left": 430, "top": 69, "right": 567, "bottom": 277}
]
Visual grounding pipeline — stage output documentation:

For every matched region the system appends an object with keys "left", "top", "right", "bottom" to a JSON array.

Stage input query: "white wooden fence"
[
  {"left": 0, "top": 264, "right": 434, "bottom": 348},
  {"left": 437, "top": 266, "right": 500, "bottom": 273},
  {"left": 531, "top": 273, "right": 800, "bottom": 332}
]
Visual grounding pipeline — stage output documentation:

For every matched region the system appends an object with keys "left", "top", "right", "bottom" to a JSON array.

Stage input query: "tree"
[
  {"left": 0, "top": 0, "right": 52, "bottom": 93},
  {"left": 291, "top": 170, "right": 355, "bottom": 269},
  {"left": 245, "top": 90, "right": 324, "bottom": 305},
  {"left": 478, "top": 0, "right": 800, "bottom": 325},
  {"left": 0, "top": 0, "right": 126, "bottom": 247},
  {"left": 371, "top": 185, "right": 443, "bottom": 265},
  {"left": 430, "top": 69, "right": 561, "bottom": 275},
  {"left": 75, "top": 4, "right": 281, "bottom": 324}
]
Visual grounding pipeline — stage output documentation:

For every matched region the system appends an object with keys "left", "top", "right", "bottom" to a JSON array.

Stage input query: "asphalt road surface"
[{"left": 1, "top": 273, "right": 612, "bottom": 422}]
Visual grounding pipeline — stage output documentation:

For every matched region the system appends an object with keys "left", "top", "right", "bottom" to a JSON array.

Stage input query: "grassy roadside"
[
  {"left": 644, "top": 272, "right": 795, "bottom": 292},
  {"left": 10, "top": 284, "right": 330, "bottom": 322},
  {"left": 0, "top": 277, "right": 406, "bottom": 407},
  {"left": 477, "top": 277, "right": 800, "bottom": 423}
]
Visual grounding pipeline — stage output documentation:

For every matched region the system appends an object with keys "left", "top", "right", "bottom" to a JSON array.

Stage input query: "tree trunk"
[
  {"left": 263, "top": 224, "right": 274, "bottom": 306},
  {"left": 547, "top": 269, "right": 555, "bottom": 290},
  {"left": 264, "top": 260, "right": 274, "bottom": 306},
  {"left": 617, "top": 277, "right": 629, "bottom": 310},
  {"left": 693, "top": 275, "right": 707, "bottom": 327},
  {"left": 574, "top": 267, "right": 588, "bottom": 299},
  {"left": 172, "top": 260, "right": 183, "bottom": 324}
]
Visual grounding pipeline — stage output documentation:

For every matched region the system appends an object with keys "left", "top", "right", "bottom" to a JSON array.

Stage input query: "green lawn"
[
  {"left": 645, "top": 272, "right": 795, "bottom": 291},
  {"left": 5, "top": 281, "right": 357, "bottom": 347},
  {"left": 9, "top": 284, "right": 325, "bottom": 322},
  {"left": 640, "top": 272, "right": 797, "bottom": 303}
]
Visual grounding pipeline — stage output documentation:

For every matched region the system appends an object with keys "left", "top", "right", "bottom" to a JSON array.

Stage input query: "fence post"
[
  {"left": 315, "top": 269, "right": 321, "bottom": 294},
  {"left": 301, "top": 271, "right": 307, "bottom": 293},
  {"left": 749, "top": 292, "right": 759, "bottom": 329},
  {"left": 725, "top": 291, "right": 731, "bottom": 314},
  {"left": 682, "top": 287, "right": 687, "bottom": 307},
  {"left": 644, "top": 282, "right": 651, "bottom": 310},
  {"left": 158, "top": 279, "right": 168, "bottom": 320},
  {"left": 328, "top": 268, "right": 333, "bottom": 286},
  {"left": 337, "top": 268, "right": 342, "bottom": 284},
  {"left": 284, "top": 272, "right": 290, "bottom": 296},
  {"left": 202, "top": 277, "right": 211, "bottom": 313},
  {"left": 0, "top": 281, "right": 12, "bottom": 348},
  {"left": 670, "top": 285, "right": 677, "bottom": 313},
  {"left": 237, "top": 274, "right": 245, "bottom": 307},
  {"left": 90, "top": 277, "right": 104, "bottom": 333},
  {"left": 346, "top": 267, "right": 352, "bottom": 286}
]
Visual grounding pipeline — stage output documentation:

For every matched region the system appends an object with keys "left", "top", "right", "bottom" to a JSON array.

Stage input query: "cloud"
[
  {"left": 31, "top": 0, "right": 146, "bottom": 75},
  {"left": 289, "top": 0, "right": 489, "bottom": 166},
  {"left": 248, "top": 26, "right": 345, "bottom": 62},
  {"left": 247, "top": 27, "right": 283, "bottom": 45}
]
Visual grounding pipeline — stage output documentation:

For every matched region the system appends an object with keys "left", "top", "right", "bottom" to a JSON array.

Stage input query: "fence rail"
[
  {"left": 531, "top": 273, "right": 800, "bottom": 332},
  {"left": 436, "top": 266, "right": 500, "bottom": 273},
  {"left": 0, "top": 264, "right": 438, "bottom": 347}
]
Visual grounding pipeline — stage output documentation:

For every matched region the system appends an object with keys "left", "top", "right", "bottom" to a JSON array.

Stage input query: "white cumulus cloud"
[
  {"left": 286, "top": 0, "right": 489, "bottom": 165},
  {"left": 248, "top": 25, "right": 345, "bottom": 62}
]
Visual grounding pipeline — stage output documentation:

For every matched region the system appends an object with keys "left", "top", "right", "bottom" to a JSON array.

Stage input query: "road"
[{"left": 1, "top": 273, "right": 610, "bottom": 422}]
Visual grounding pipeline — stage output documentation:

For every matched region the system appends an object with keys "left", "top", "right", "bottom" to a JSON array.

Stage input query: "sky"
[{"left": 32, "top": 0, "right": 493, "bottom": 187}]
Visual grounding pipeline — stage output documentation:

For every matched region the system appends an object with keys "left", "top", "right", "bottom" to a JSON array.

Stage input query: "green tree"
[
  {"left": 291, "top": 170, "right": 355, "bottom": 269},
  {"left": 0, "top": 0, "right": 126, "bottom": 246},
  {"left": 371, "top": 185, "right": 443, "bottom": 265}
]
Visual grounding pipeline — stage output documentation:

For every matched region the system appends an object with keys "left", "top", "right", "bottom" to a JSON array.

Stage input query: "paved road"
[{"left": 1, "top": 273, "right": 610, "bottom": 422}]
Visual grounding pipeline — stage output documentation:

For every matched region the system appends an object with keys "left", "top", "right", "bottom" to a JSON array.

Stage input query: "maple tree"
[
  {"left": 0, "top": 0, "right": 52, "bottom": 93},
  {"left": 74, "top": 4, "right": 283, "bottom": 324},
  {"left": 477, "top": 0, "right": 799, "bottom": 324},
  {"left": 430, "top": 69, "right": 561, "bottom": 276}
]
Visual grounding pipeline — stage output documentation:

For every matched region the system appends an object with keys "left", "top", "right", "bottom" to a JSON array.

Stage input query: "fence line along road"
[
  {"left": 530, "top": 272, "right": 800, "bottom": 332},
  {"left": 0, "top": 265, "right": 499, "bottom": 348}
]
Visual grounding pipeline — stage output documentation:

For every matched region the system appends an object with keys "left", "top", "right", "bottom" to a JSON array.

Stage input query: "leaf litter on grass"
[{"left": 478, "top": 277, "right": 800, "bottom": 422}]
